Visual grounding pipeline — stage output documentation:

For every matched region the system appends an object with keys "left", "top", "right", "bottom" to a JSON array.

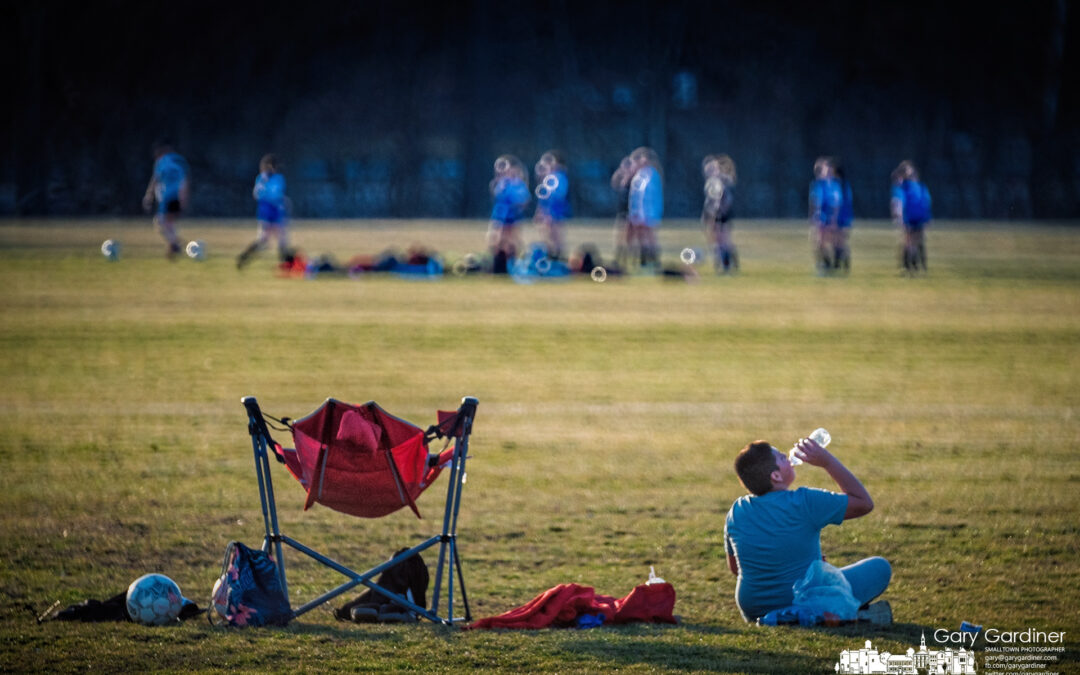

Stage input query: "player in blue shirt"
[
  {"left": 808, "top": 156, "right": 842, "bottom": 275},
  {"left": 833, "top": 159, "right": 854, "bottom": 273},
  {"left": 487, "top": 154, "right": 530, "bottom": 274},
  {"left": 702, "top": 154, "right": 738, "bottom": 274},
  {"left": 533, "top": 150, "right": 571, "bottom": 260},
  {"left": 891, "top": 160, "right": 932, "bottom": 274},
  {"left": 237, "top": 154, "right": 290, "bottom": 269},
  {"left": 142, "top": 140, "right": 190, "bottom": 260},
  {"left": 627, "top": 147, "right": 663, "bottom": 270},
  {"left": 724, "top": 438, "right": 891, "bottom": 623}
]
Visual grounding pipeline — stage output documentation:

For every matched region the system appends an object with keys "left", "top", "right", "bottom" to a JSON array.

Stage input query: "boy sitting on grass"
[{"left": 724, "top": 437, "right": 892, "bottom": 624}]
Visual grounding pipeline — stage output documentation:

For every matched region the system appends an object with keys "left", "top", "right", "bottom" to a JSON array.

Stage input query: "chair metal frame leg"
[{"left": 242, "top": 396, "right": 477, "bottom": 625}]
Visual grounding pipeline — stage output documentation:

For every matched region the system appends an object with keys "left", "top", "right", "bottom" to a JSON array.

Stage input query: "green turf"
[{"left": 1, "top": 218, "right": 1078, "bottom": 673}]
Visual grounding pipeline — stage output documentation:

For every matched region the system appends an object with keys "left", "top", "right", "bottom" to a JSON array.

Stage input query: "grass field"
[{"left": 1, "top": 217, "right": 1078, "bottom": 673}]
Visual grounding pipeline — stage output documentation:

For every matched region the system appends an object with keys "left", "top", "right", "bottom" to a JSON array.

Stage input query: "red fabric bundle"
[{"left": 468, "top": 582, "right": 677, "bottom": 630}]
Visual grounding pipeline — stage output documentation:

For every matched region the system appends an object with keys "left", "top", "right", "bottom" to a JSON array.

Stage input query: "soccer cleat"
[{"left": 857, "top": 600, "right": 893, "bottom": 626}]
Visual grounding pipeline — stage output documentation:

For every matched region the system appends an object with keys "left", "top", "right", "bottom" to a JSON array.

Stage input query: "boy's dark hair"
[{"left": 735, "top": 441, "right": 778, "bottom": 496}]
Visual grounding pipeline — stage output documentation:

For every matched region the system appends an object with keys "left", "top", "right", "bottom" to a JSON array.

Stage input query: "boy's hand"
[{"left": 793, "top": 437, "right": 833, "bottom": 467}]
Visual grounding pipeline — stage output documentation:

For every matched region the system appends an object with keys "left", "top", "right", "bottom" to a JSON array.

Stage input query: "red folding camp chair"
[{"left": 241, "top": 395, "right": 478, "bottom": 625}]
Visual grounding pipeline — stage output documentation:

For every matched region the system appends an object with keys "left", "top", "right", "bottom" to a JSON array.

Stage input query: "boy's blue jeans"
[{"left": 839, "top": 557, "right": 892, "bottom": 607}]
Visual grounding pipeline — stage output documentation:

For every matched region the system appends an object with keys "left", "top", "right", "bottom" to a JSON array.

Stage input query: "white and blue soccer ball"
[
  {"left": 126, "top": 573, "right": 184, "bottom": 626},
  {"left": 101, "top": 239, "right": 121, "bottom": 261},
  {"left": 185, "top": 240, "right": 206, "bottom": 261}
]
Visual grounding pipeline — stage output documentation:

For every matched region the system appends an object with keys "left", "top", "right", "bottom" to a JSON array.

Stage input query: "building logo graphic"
[{"left": 835, "top": 633, "right": 976, "bottom": 674}]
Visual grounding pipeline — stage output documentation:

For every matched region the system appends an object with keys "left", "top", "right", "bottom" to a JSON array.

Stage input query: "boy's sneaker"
[{"left": 857, "top": 601, "right": 892, "bottom": 626}]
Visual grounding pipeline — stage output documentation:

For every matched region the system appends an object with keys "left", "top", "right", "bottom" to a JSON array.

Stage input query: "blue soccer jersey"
[
  {"left": 491, "top": 176, "right": 530, "bottom": 225},
  {"left": 254, "top": 172, "right": 287, "bottom": 224},
  {"left": 153, "top": 153, "right": 188, "bottom": 207},
  {"left": 809, "top": 178, "right": 842, "bottom": 226},
  {"left": 628, "top": 166, "right": 663, "bottom": 226},
  {"left": 892, "top": 179, "right": 932, "bottom": 228},
  {"left": 536, "top": 169, "right": 571, "bottom": 222},
  {"left": 837, "top": 180, "right": 854, "bottom": 228}
]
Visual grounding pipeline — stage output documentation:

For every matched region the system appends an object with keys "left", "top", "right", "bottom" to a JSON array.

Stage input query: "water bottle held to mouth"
[{"left": 789, "top": 428, "right": 830, "bottom": 466}]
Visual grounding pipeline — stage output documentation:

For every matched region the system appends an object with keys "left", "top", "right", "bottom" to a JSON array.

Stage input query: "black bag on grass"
[
  {"left": 334, "top": 548, "right": 429, "bottom": 623},
  {"left": 43, "top": 591, "right": 200, "bottom": 623}
]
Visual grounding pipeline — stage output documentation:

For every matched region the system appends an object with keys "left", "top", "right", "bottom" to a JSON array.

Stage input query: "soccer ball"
[
  {"left": 101, "top": 239, "right": 121, "bottom": 261},
  {"left": 126, "top": 573, "right": 184, "bottom": 626},
  {"left": 680, "top": 247, "right": 701, "bottom": 265},
  {"left": 185, "top": 240, "right": 206, "bottom": 261}
]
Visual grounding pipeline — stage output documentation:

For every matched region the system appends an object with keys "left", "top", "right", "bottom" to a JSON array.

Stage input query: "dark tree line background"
[{"left": 5, "top": 0, "right": 1079, "bottom": 220}]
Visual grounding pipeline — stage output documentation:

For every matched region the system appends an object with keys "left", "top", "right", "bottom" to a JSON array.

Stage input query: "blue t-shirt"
[
  {"left": 153, "top": 153, "right": 188, "bottom": 205},
  {"left": 724, "top": 487, "right": 848, "bottom": 621},
  {"left": 809, "top": 177, "right": 842, "bottom": 226},
  {"left": 491, "top": 176, "right": 530, "bottom": 225},
  {"left": 891, "top": 179, "right": 932, "bottom": 227},
  {"left": 254, "top": 172, "right": 287, "bottom": 223},
  {"left": 628, "top": 166, "right": 663, "bottom": 227}
]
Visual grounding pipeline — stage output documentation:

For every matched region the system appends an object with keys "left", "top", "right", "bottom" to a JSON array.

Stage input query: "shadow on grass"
[
  {"left": 670, "top": 620, "right": 740, "bottom": 637},
  {"left": 553, "top": 627, "right": 824, "bottom": 673},
  {"left": 743, "top": 620, "right": 940, "bottom": 645}
]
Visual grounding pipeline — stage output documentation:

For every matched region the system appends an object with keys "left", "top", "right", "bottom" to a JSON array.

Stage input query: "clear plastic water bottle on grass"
[{"left": 789, "top": 428, "right": 830, "bottom": 466}]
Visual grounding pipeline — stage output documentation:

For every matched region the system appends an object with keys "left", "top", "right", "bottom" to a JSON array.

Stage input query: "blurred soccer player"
[
  {"left": 891, "top": 160, "right": 932, "bottom": 274},
  {"left": 142, "top": 140, "right": 190, "bottom": 260},
  {"left": 487, "top": 154, "right": 530, "bottom": 274},
  {"left": 702, "top": 154, "right": 738, "bottom": 274},
  {"left": 237, "top": 154, "right": 290, "bottom": 269},
  {"left": 832, "top": 159, "right": 854, "bottom": 273},
  {"left": 627, "top": 147, "right": 663, "bottom": 271},
  {"left": 808, "top": 156, "right": 841, "bottom": 274},
  {"left": 533, "top": 150, "right": 571, "bottom": 260},
  {"left": 610, "top": 155, "right": 634, "bottom": 270}
]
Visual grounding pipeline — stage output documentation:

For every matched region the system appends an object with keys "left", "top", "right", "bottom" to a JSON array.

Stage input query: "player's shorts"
[
  {"left": 546, "top": 202, "right": 571, "bottom": 222},
  {"left": 490, "top": 208, "right": 523, "bottom": 227},
  {"left": 257, "top": 202, "right": 286, "bottom": 224},
  {"left": 159, "top": 198, "right": 181, "bottom": 215},
  {"left": 257, "top": 219, "right": 288, "bottom": 236},
  {"left": 904, "top": 221, "right": 926, "bottom": 233}
]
